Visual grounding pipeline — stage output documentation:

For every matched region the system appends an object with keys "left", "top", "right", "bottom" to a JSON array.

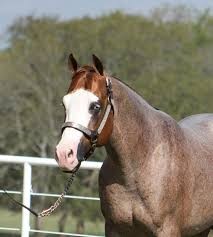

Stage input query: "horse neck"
[
  {"left": 105, "top": 78, "right": 153, "bottom": 170},
  {"left": 106, "top": 78, "right": 182, "bottom": 180}
]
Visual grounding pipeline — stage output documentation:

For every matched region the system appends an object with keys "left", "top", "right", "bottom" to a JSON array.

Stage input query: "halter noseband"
[{"left": 61, "top": 77, "right": 114, "bottom": 162}]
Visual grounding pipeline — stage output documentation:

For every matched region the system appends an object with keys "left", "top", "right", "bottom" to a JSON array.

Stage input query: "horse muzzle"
[
  {"left": 55, "top": 143, "right": 80, "bottom": 172},
  {"left": 55, "top": 128, "right": 91, "bottom": 172}
]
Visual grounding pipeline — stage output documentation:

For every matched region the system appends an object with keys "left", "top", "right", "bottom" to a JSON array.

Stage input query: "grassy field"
[{"left": 0, "top": 208, "right": 104, "bottom": 236}]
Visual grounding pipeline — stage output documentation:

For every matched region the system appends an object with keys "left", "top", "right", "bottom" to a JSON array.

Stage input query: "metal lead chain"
[
  {"left": 4, "top": 163, "right": 81, "bottom": 218},
  {"left": 38, "top": 171, "right": 76, "bottom": 217}
]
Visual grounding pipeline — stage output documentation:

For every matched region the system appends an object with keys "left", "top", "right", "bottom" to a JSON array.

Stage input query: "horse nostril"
[{"left": 67, "top": 149, "right": 73, "bottom": 158}]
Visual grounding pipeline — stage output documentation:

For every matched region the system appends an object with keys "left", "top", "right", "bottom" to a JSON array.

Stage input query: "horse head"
[{"left": 55, "top": 54, "right": 114, "bottom": 172}]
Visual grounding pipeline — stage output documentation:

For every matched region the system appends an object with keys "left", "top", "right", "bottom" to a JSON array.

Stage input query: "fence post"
[{"left": 21, "top": 162, "right": 32, "bottom": 237}]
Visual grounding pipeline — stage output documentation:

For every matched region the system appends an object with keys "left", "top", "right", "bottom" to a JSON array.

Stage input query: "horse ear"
[
  {"left": 68, "top": 53, "right": 78, "bottom": 73},
  {"left": 92, "top": 54, "right": 104, "bottom": 76}
]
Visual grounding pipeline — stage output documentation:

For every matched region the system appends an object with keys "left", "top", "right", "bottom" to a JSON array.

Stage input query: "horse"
[{"left": 55, "top": 54, "right": 213, "bottom": 237}]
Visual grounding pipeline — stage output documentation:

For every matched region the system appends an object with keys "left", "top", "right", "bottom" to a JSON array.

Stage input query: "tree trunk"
[{"left": 76, "top": 219, "right": 85, "bottom": 234}]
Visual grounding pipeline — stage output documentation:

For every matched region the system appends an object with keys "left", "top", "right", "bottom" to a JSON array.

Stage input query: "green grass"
[
  {"left": 0, "top": 208, "right": 104, "bottom": 236},
  {"left": 0, "top": 209, "right": 22, "bottom": 229}
]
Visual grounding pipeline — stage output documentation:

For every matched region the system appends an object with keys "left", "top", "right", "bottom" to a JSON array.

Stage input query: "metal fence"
[{"left": 0, "top": 155, "right": 103, "bottom": 237}]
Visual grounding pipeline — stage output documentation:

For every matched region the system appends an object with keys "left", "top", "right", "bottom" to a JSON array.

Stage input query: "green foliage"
[{"left": 0, "top": 6, "right": 213, "bottom": 234}]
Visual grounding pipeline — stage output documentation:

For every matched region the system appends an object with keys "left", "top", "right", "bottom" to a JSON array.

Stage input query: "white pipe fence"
[{"left": 0, "top": 155, "right": 103, "bottom": 237}]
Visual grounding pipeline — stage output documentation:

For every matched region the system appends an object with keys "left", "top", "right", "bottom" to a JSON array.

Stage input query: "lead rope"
[{"left": 3, "top": 163, "right": 80, "bottom": 218}]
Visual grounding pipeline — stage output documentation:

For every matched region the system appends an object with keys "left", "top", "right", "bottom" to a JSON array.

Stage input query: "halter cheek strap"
[{"left": 61, "top": 77, "right": 114, "bottom": 162}]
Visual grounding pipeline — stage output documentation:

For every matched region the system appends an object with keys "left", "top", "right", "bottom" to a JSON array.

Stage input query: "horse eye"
[{"left": 89, "top": 102, "right": 101, "bottom": 113}]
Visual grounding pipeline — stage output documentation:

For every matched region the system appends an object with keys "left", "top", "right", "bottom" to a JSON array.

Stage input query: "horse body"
[
  {"left": 99, "top": 78, "right": 213, "bottom": 237},
  {"left": 56, "top": 54, "right": 213, "bottom": 237},
  {"left": 179, "top": 114, "right": 213, "bottom": 234}
]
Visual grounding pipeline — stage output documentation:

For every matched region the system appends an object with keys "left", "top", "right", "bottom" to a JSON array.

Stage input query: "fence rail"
[{"left": 0, "top": 155, "right": 103, "bottom": 237}]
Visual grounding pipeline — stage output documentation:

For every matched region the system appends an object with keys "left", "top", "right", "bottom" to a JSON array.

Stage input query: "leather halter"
[{"left": 61, "top": 77, "right": 114, "bottom": 162}]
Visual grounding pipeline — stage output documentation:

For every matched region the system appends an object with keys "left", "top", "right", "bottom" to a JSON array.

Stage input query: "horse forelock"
[{"left": 67, "top": 65, "right": 107, "bottom": 100}]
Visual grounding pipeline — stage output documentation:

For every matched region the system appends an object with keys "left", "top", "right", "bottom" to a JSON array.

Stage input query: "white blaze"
[
  {"left": 62, "top": 89, "right": 99, "bottom": 141},
  {"left": 56, "top": 89, "right": 99, "bottom": 170}
]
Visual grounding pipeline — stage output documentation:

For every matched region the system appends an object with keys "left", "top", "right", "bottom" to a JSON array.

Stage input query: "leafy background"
[{"left": 0, "top": 5, "right": 212, "bottom": 236}]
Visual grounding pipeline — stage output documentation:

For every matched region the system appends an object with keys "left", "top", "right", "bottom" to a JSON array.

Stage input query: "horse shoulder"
[
  {"left": 99, "top": 159, "right": 157, "bottom": 235},
  {"left": 99, "top": 159, "right": 134, "bottom": 224}
]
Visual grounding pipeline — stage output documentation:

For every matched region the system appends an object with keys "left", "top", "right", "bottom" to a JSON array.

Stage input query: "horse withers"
[{"left": 55, "top": 54, "right": 213, "bottom": 237}]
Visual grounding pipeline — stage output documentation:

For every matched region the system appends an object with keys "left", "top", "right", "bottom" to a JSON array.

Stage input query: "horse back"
[
  {"left": 178, "top": 113, "right": 213, "bottom": 178},
  {"left": 178, "top": 113, "right": 213, "bottom": 233},
  {"left": 179, "top": 113, "right": 213, "bottom": 149}
]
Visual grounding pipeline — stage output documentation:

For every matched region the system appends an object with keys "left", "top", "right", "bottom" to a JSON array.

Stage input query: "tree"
[{"left": 0, "top": 7, "right": 212, "bottom": 234}]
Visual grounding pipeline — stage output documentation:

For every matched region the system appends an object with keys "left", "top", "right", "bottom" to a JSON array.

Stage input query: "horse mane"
[
  {"left": 72, "top": 68, "right": 160, "bottom": 110},
  {"left": 111, "top": 75, "right": 160, "bottom": 111},
  {"left": 111, "top": 75, "right": 144, "bottom": 99}
]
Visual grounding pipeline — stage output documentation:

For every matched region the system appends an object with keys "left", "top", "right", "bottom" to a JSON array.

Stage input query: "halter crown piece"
[{"left": 61, "top": 77, "right": 114, "bottom": 162}]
